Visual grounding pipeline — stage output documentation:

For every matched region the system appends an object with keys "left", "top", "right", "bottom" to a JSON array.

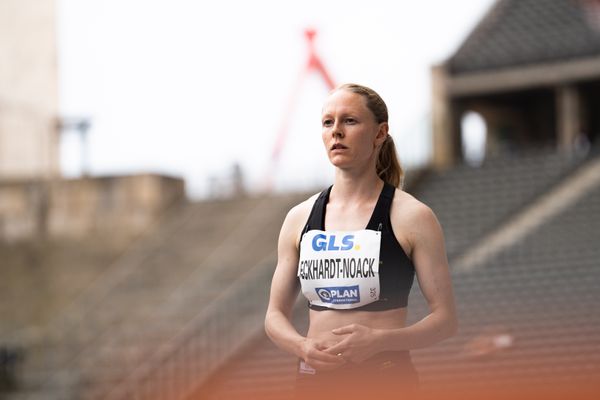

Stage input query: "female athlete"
[{"left": 264, "top": 83, "right": 457, "bottom": 398}]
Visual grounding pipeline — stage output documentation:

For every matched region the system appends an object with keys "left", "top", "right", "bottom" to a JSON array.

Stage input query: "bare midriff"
[{"left": 306, "top": 307, "right": 407, "bottom": 344}]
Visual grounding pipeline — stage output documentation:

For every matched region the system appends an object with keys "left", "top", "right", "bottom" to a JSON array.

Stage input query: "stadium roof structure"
[
  {"left": 430, "top": 0, "right": 600, "bottom": 168},
  {"left": 447, "top": 0, "right": 600, "bottom": 75}
]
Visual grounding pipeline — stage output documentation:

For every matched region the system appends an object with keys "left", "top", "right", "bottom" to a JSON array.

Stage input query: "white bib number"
[{"left": 298, "top": 229, "right": 381, "bottom": 309}]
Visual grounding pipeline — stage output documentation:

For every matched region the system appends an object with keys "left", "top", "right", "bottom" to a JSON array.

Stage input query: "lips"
[{"left": 331, "top": 143, "right": 348, "bottom": 150}]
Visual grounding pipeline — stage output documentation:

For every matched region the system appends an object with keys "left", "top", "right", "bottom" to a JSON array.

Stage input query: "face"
[{"left": 321, "top": 89, "right": 388, "bottom": 170}]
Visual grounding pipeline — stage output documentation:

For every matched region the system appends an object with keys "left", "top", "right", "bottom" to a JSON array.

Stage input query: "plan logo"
[{"left": 315, "top": 285, "right": 360, "bottom": 304}]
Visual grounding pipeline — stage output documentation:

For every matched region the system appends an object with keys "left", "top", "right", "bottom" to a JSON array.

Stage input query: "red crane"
[{"left": 263, "top": 28, "right": 336, "bottom": 192}]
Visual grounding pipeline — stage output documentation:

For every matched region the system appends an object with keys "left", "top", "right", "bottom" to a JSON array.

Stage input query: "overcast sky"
[{"left": 57, "top": 0, "right": 495, "bottom": 198}]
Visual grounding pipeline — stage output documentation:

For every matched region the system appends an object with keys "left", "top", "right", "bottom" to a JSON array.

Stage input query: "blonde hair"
[{"left": 335, "top": 83, "right": 404, "bottom": 188}]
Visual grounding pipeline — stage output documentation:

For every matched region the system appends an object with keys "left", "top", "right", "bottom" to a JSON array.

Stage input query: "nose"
[{"left": 332, "top": 122, "right": 344, "bottom": 138}]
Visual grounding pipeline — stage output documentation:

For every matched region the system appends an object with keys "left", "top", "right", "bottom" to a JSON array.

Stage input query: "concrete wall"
[
  {"left": 0, "top": 174, "right": 185, "bottom": 242},
  {"left": 0, "top": 0, "right": 60, "bottom": 179}
]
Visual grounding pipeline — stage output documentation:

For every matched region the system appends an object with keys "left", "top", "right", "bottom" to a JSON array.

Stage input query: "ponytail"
[
  {"left": 377, "top": 134, "right": 404, "bottom": 188},
  {"left": 334, "top": 83, "right": 404, "bottom": 188}
]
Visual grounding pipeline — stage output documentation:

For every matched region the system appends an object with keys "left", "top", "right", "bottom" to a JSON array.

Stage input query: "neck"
[{"left": 331, "top": 167, "right": 384, "bottom": 203}]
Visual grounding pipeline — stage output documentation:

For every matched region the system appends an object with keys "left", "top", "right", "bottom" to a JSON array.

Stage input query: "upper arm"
[
  {"left": 266, "top": 199, "right": 313, "bottom": 318},
  {"left": 397, "top": 200, "right": 456, "bottom": 319}
]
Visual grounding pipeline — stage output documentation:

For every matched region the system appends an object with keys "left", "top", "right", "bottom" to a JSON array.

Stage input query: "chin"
[{"left": 328, "top": 156, "right": 351, "bottom": 168}]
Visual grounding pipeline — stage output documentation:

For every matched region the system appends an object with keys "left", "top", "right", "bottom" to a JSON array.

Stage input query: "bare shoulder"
[
  {"left": 391, "top": 189, "right": 437, "bottom": 223},
  {"left": 285, "top": 191, "right": 320, "bottom": 224},
  {"left": 389, "top": 189, "right": 443, "bottom": 254},
  {"left": 282, "top": 191, "right": 321, "bottom": 247}
]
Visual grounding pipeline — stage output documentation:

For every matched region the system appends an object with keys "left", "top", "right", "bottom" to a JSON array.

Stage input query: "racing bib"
[{"left": 297, "top": 229, "right": 381, "bottom": 309}]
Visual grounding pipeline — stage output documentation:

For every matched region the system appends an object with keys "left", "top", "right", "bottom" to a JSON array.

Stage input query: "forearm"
[
  {"left": 374, "top": 311, "right": 457, "bottom": 352},
  {"left": 265, "top": 309, "right": 306, "bottom": 358}
]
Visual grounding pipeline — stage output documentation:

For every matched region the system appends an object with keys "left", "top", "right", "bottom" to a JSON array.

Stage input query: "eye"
[
  {"left": 345, "top": 118, "right": 357, "bottom": 124},
  {"left": 322, "top": 119, "right": 333, "bottom": 127}
]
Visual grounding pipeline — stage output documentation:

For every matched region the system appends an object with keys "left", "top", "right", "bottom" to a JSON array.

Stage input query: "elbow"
[
  {"left": 264, "top": 309, "right": 277, "bottom": 341},
  {"left": 434, "top": 310, "right": 458, "bottom": 341},
  {"left": 264, "top": 311, "right": 272, "bottom": 339}
]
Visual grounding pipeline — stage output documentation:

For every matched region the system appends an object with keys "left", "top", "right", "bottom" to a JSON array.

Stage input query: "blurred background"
[{"left": 1, "top": 0, "right": 599, "bottom": 399}]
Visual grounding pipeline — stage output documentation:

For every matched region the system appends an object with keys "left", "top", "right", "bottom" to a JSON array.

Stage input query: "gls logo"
[{"left": 312, "top": 234, "right": 355, "bottom": 251}]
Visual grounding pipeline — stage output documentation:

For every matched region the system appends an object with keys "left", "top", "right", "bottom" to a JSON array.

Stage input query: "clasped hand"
[{"left": 301, "top": 324, "right": 380, "bottom": 370}]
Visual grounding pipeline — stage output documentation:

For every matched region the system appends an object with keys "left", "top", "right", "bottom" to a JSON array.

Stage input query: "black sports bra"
[{"left": 299, "top": 182, "right": 415, "bottom": 311}]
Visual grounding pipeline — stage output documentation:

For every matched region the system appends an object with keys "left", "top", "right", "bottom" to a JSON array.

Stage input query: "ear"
[{"left": 374, "top": 122, "right": 389, "bottom": 147}]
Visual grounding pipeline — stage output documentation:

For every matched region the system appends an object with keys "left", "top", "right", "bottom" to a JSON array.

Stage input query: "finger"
[
  {"left": 308, "top": 348, "right": 346, "bottom": 364},
  {"left": 331, "top": 325, "right": 355, "bottom": 335},
  {"left": 317, "top": 350, "right": 346, "bottom": 364},
  {"left": 323, "top": 341, "right": 349, "bottom": 356},
  {"left": 314, "top": 340, "right": 339, "bottom": 350}
]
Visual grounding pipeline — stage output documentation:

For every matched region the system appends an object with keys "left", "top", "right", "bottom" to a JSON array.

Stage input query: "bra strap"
[
  {"left": 302, "top": 185, "right": 332, "bottom": 235},
  {"left": 366, "top": 183, "right": 396, "bottom": 231}
]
